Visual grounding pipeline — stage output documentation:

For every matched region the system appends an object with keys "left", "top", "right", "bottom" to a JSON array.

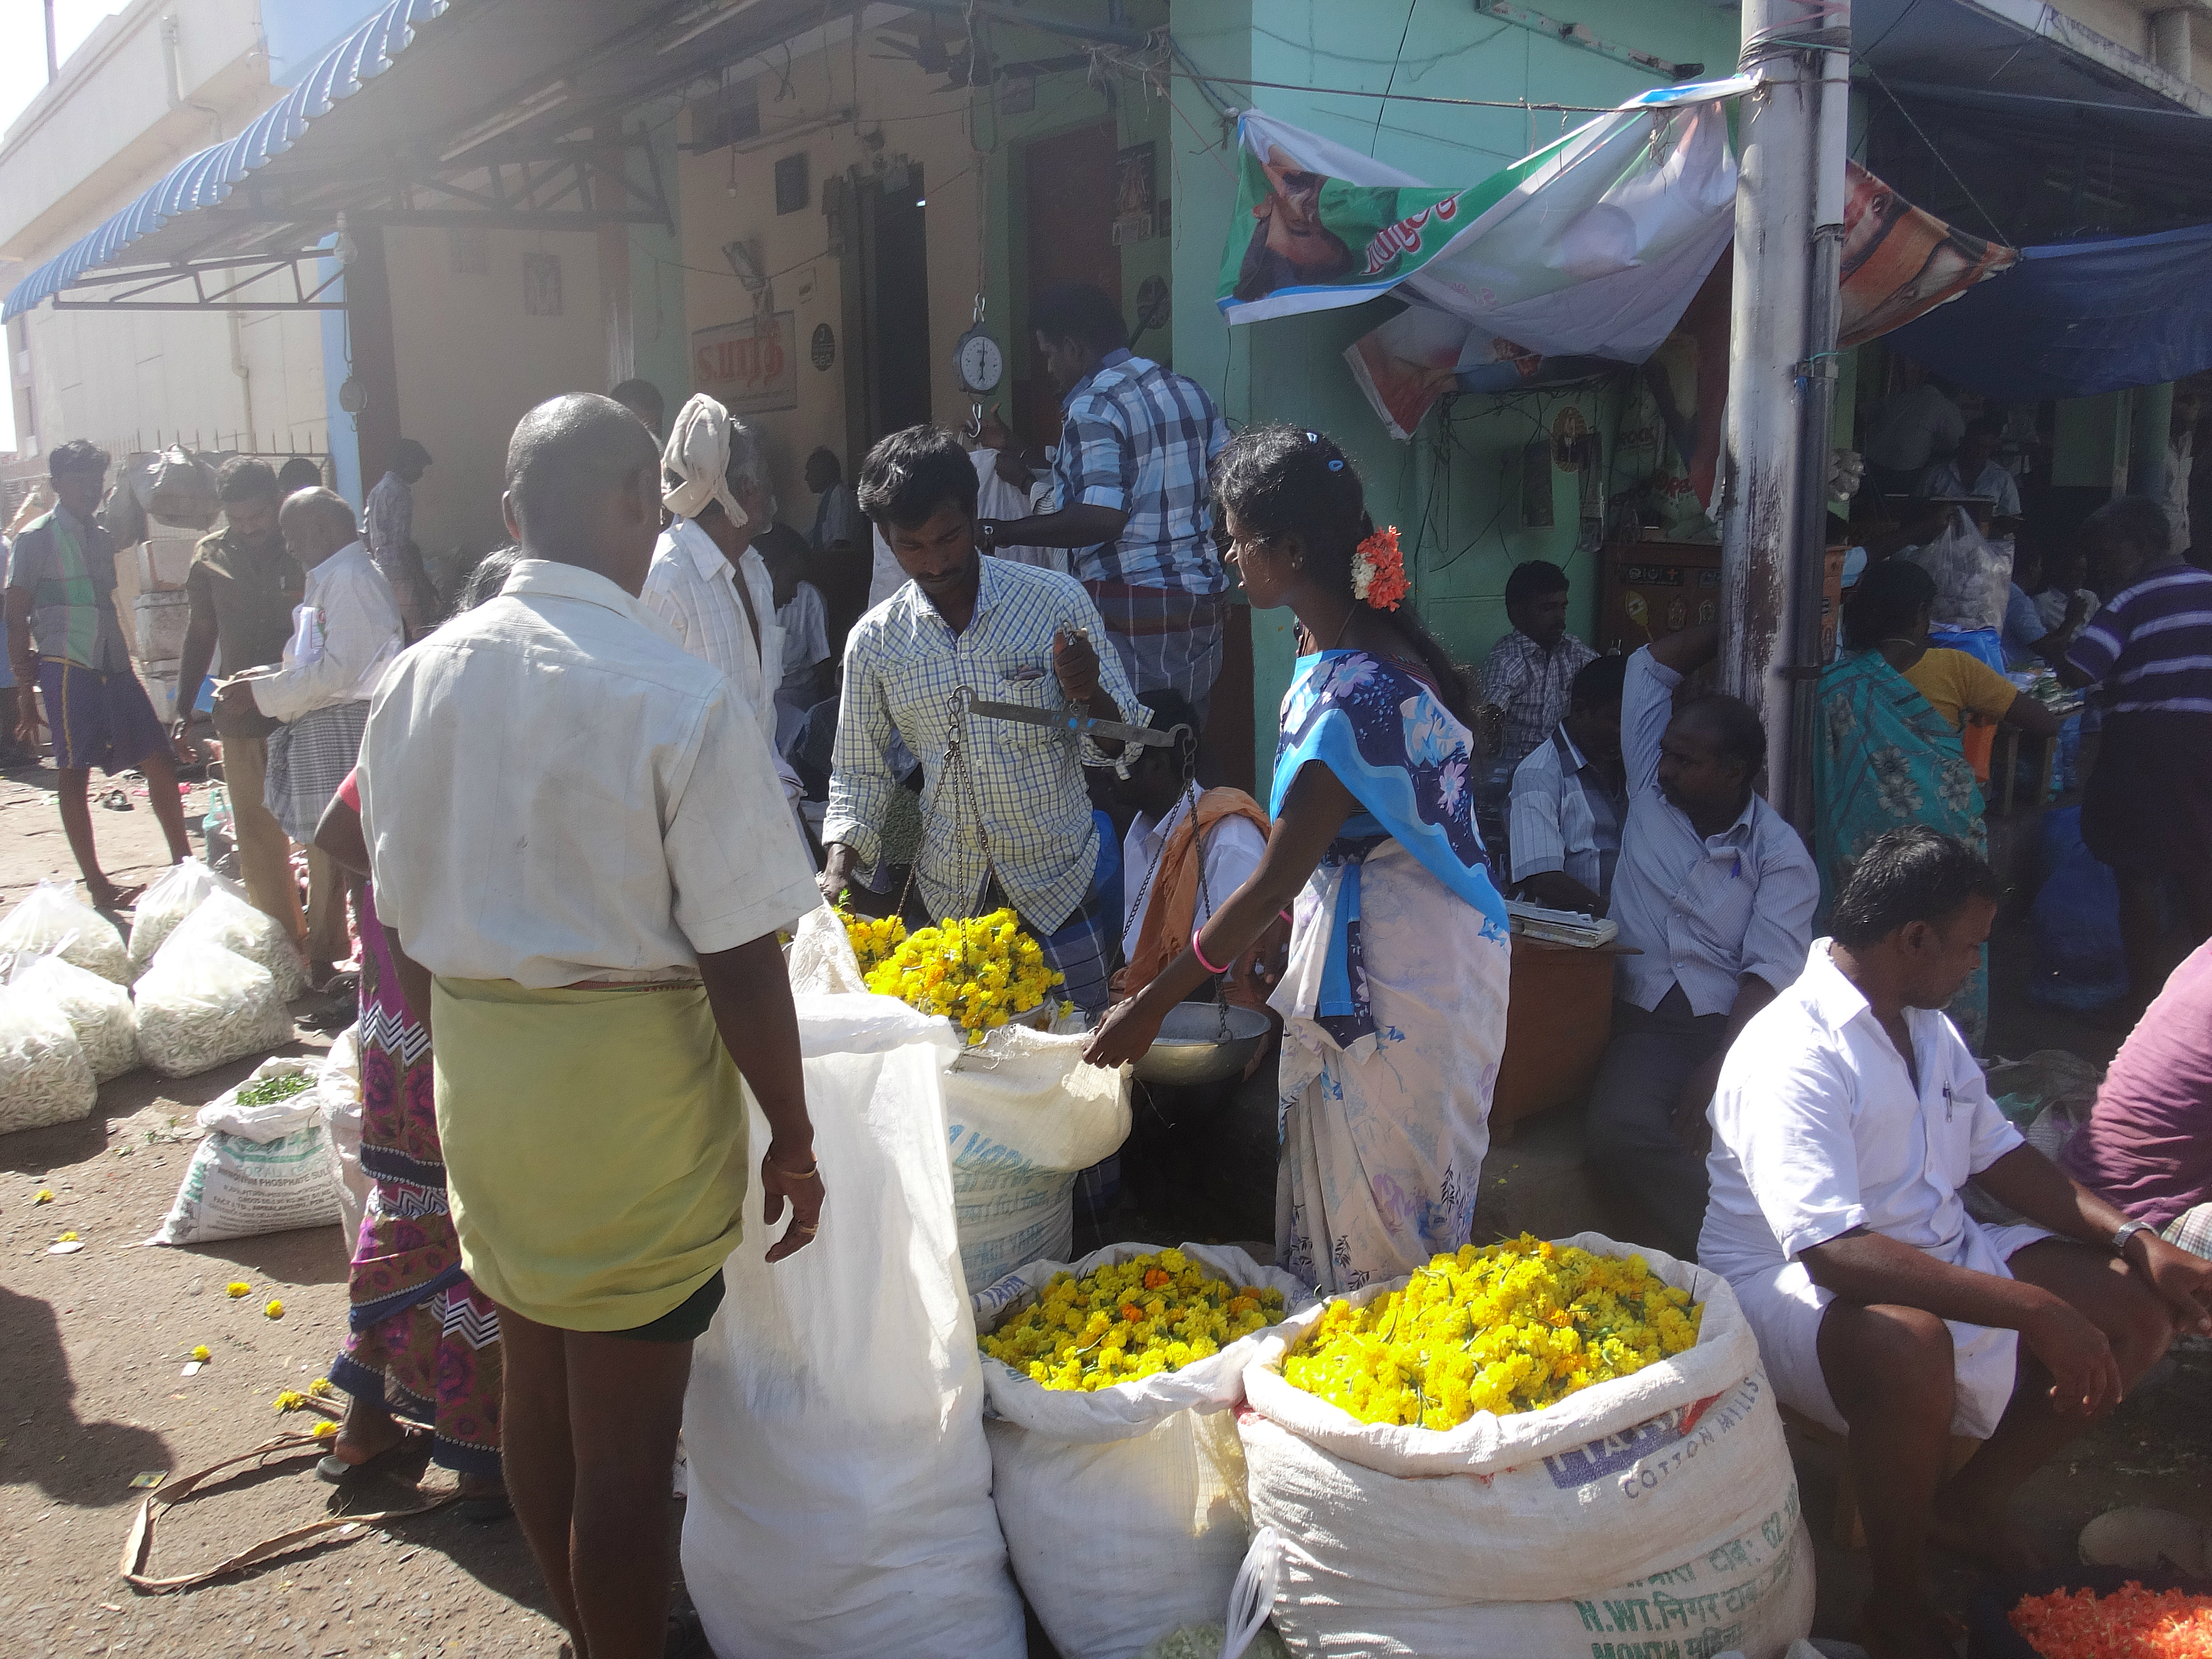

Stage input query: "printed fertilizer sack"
[
  {"left": 150, "top": 1057, "right": 337, "bottom": 1244},
  {"left": 1239, "top": 1233, "right": 1813, "bottom": 1658}
]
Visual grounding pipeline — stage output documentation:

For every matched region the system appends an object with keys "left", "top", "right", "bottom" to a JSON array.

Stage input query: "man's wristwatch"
[{"left": 2111, "top": 1218, "right": 2155, "bottom": 1258}]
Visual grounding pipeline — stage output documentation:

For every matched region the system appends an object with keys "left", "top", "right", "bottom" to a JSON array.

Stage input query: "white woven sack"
[
  {"left": 680, "top": 995, "right": 1025, "bottom": 1659},
  {"left": 941, "top": 1024, "right": 1129, "bottom": 1288},
  {"left": 974, "top": 1243, "right": 1316, "bottom": 1659},
  {"left": 1238, "top": 1232, "right": 1807, "bottom": 1656},
  {"left": 317, "top": 1027, "right": 371, "bottom": 1255}
]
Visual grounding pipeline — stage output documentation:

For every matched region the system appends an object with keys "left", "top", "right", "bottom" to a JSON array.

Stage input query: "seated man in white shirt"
[
  {"left": 1108, "top": 688, "right": 1270, "bottom": 1001},
  {"left": 1584, "top": 621, "right": 1819, "bottom": 1261},
  {"left": 1507, "top": 652, "right": 1627, "bottom": 916},
  {"left": 1704, "top": 827, "right": 2211, "bottom": 1659}
]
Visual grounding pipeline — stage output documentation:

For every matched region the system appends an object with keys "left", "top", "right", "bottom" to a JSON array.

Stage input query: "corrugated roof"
[{"left": 3, "top": 0, "right": 449, "bottom": 321}]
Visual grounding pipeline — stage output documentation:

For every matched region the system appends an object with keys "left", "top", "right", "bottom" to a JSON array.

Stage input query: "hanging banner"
[
  {"left": 1219, "top": 76, "right": 1752, "bottom": 340},
  {"left": 1345, "top": 159, "right": 2017, "bottom": 445}
]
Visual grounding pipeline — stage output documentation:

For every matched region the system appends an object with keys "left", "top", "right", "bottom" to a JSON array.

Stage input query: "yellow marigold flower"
[
  {"left": 274, "top": 1390, "right": 306, "bottom": 1412},
  {"left": 310, "top": 1421, "right": 338, "bottom": 1439},
  {"left": 308, "top": 1376, "right": 333, "bottom": 1397},
  {"left": 264, "top": 1298, "right": 285, "bottom": 1319},
  {"left": 226, "top": 1281, "right": 252, "bottom": 1298},
  {"left": 980, "top": 1251, "right": 1286, "bottom": 1391},
  {"left": 190, "top": 1345, "right": 211, "bottom": 1363},
  {"left": 55, "top": 1230, "right": 79, "bottom": 1243},
  {"left": 34, "top": 1188, "right": 54, "bottom": 1203},
  {"left": 1282, "top": 1235, "right": 1703, "bottom": 1430}
]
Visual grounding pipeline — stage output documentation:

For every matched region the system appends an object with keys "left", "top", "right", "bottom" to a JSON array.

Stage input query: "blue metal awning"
[{"left": 3, "top": 0, "right": 448, "bottom": 321}]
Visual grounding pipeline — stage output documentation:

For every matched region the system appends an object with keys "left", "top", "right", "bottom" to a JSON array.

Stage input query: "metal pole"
[
  {"left": 1718, "top": 0, "right": 1850, "bottom": 827},
  {"left": 45, "top": 0, "right": 60, "bottom": 82}
]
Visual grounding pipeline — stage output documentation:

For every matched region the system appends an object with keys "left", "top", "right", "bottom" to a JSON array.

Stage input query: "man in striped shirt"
[
  {"left": 2060, "top": 494, "right": 2212, "bottom": 1011},
  {"left": 974, "top": 283, "right": 1230, "bottom": 722}
]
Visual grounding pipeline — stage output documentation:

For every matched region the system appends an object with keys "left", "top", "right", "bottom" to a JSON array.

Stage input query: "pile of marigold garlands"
[
  {"left": 982, "top": 1249, "right": 1288, "bottom": 1390},
  {"left": 2010, "top": 1581, "right": 2212, "bottom": 1658},
  {"left": 1282, "top": 1234, "right": 1703, "bottom": 1430},
  {"left": 837, "top": 907, "right": 908, "bottom": 975},
  {"left": 856, "top": 906, "right": 1062, "bottom": 1044}
]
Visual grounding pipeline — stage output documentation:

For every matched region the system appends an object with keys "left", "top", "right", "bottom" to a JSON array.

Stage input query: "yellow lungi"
[{"left": 430, "top": 976, "right": 749, "bottom": 1332}]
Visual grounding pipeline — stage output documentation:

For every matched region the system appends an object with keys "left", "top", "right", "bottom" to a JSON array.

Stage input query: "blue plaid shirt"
[{"left": 1052, "top": 349, "right": 1232, "bottom": 596}]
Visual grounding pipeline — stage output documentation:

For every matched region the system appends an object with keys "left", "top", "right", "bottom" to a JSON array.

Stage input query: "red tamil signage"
[{"left": 691, "top": 312, "right": 798, "bottom": 414}]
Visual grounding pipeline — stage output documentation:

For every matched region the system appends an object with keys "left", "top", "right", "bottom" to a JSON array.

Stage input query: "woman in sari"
[
  {"left": 1086, "top": 427, "right": 1510, "bottom": 1293},
  {"left": 1815, "top": 560, "right": 2056, "bottom": 1050}
]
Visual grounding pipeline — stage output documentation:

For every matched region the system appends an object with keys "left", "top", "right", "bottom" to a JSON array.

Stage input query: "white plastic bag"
[
  {"left": 942, "top": 1025, "right": 1130, "bottom": 1288},
  {"left": 132, "top": 940, "right": 294, "bottom": 1077},
  {"left": 9, "top": 950, "right": 138, "bottom": 1082},
  {"left": 128, "top": 857, "right": 239, "bottom": 977},
  {"left": 0, "top": 985, "right": 97, "bottom": 1134},
  {"left": 1238, "top": 1233, "right": 1813, "bottom": 1658},
  {"left": 158, "top": 888, "right": 308, "bottom": 1001},
  {"left": 195, "top": 1053, "right": 324, "bottom": 1139},
  {"left": 318, "top": 1025, "right": 370, "bottom": 1255},
  {"left": 976, "top": 1243, "right": 1314, "bottom": 1659},
  {"left": 0, "top": 878, "right": 130, "bottom": 984},
  {"left": 1901, "top": 506, "right": 2012, "bottom": 632},
  {"left": 680, "top": 993, "right": 1026, "bottom": 1659}
]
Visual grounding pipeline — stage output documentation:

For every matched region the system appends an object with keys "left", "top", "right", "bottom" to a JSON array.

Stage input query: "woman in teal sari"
[{"left": 1816, "top": 561, "right": 2052, "bottom": 1049}]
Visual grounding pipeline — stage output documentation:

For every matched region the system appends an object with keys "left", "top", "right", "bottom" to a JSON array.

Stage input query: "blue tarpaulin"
[{"left": 1886, "top": 220, "right": 2212, "bottom": 401}]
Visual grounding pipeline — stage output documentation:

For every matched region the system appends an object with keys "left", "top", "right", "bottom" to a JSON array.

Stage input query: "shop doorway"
[
  {"left": 842, "top": 166, "right": 933, "bottom": 461},
  {"left": 1016, "top": 121, "right": 1121, "bottom": 448}
]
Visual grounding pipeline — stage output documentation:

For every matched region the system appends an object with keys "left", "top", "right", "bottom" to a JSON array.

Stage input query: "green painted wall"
[
  {"left": 1168, "top": 0, "right": 1744, "bottom": 776},
  {"left": 629, "top": 103, "right": 692, "bottom": 416}
]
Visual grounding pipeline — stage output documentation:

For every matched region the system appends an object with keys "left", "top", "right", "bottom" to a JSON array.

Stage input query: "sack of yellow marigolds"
[
  {"left": 859, "top": 907, "right": 1063, "bottom": 1045},
  {"left": 1238, "top": 1232, "right": 1813, "bottom": 1659},
  {"left": 973, "top": 1243, "right": 1312, "bottom": 1659}
]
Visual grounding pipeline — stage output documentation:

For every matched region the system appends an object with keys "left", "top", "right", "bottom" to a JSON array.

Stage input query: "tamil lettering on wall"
[{"left": 691, "top": 313, "right": 799, "bottom": 414}]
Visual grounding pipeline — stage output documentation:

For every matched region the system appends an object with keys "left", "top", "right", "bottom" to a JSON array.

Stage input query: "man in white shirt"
[
  {"left": 1915, "top": 417, "right": 2021, "bottom": 533},
  {"left": 1508, "top": 652, "right": 1627, "bottom": 916},
  {"left": 641, "top": 395, "right": 802, "bottom": 801},
  {"left": 1703, "top": 827, "right": 2210, "bottom": 1659},
  {"left": 1584, "top": 621, "right": 1819, "bottom": 1260},
  {"left": 217, "top": 488, "right": 401, "bottom": 983},
  {"left": 358, "top": 394, "right": 823, "bottom": 1658},
  {"left": 1862, "top": 359, "right": 1964, "bottom": 497},
  {"left": 1109, "top": 688, "right": 1269, "bottom": 999},
  {"left": 364, "top": 438, "right": 433, "bottom": 637}
]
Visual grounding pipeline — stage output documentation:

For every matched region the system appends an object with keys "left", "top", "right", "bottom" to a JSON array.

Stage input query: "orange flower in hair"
[{"left": 1352, "top": 525, "right": 1408, "bottom": 611}]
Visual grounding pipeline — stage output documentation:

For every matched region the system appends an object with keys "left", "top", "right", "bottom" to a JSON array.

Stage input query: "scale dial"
[{"left": 954, "top": 326, "right": 1004, "bottom": 394}]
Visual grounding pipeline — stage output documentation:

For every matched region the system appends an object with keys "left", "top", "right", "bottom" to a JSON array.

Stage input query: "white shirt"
[
  {"left": 641, "top": 518, "right": 801, "bottom": 798},
  {"left": 776, "top": 580, "right": 831, "bottom": 688},
  {"left": 973, "top": 449, "right": 1063, "bottom": 573},
  {"left": 364, "top": 471, "right": 413, "bottom": 587},
  {"left": 1509, "top": 726, "right": 1626, "bottom": 905},
  {"left": 1609, "top": 646, "right": 1818, "bottom": 1015},
  {"left": 1118, "top": 795, "right": 1268, "bottom": 965},
  {"left": 1915, "top": 457, "right": 2022, "bottom": 519},
  {"left": 1702, "top": 940, "right": 2031, "bottom": 1434},
  {"left": 358, "top": 558, "right": 818, "bottom": 988},
  {"left": 249, "top": 540, "right": 404, "bottom": 723},
  {"left": 1863, "top": 384, "right": 1965, "bottom": 473},
  {"left": 867, "top": 525, "right": 905, "bottom": 613}
]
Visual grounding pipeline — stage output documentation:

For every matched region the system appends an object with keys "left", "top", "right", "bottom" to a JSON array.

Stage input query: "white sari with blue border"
[{"left": 1267, "top": 650, "right": 1512, "bottom": 1293}]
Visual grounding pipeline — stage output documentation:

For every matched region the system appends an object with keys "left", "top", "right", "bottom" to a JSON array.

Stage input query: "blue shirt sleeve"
[{"left": 2001, "top": 583, "right": 2048, "bottom": 656}]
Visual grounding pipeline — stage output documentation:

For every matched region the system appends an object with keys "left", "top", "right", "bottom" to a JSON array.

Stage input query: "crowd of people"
[{"left": 5, "top": 290, "right": 2212, "bottom": 1659}]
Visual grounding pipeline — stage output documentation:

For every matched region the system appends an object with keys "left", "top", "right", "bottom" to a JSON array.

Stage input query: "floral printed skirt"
[{"left": 327, "top": 884, "right": 503, "bottom": 1478}]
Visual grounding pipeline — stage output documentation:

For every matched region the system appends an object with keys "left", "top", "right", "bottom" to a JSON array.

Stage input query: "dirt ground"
[{"left": 3, "top": 756, "right": 2208, "bottom": 1659}]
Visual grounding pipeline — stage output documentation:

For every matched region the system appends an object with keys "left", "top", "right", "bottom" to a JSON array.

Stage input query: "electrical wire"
[
  {"left": 1864, "top": 62, "right": 2015, "bottom": 247},
  {"left": 1370, "top": 1, "right": 1421, "bottom": 155}
]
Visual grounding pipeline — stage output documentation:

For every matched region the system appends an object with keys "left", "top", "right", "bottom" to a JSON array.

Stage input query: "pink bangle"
[{"left": 1191, "top": 928, "right": 1232, "bottom": 976}]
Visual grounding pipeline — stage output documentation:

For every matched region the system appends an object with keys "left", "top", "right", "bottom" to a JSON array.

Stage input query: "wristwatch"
[{"left": 2111, "top": 1218, "right": 2154, "bottom": 1258}]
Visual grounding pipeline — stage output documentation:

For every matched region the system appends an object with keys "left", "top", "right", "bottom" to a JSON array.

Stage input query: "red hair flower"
[{"left": 1353, "top": 525, "right": 1408, "bottom": 611}]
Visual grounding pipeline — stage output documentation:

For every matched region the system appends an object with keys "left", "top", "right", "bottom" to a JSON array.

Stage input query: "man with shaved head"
[
  {"left": 354, "top": 394, "right": 824, "bottom": 1657},
  {"left": 1583, "top": 620, "right": 1819, "bottom": 1261},
  {"left": 218, "top": 485, "right": 403, "bottom": 984}
]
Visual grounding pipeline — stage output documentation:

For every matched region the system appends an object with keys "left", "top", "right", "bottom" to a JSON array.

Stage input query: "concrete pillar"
[{"left": 2151, "top": 8, "right": 2193, "bottom": 80}]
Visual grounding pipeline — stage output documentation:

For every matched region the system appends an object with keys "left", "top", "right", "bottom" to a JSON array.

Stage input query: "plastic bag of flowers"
[
  {"left": 0, "top": 982, "right": 98, "bottom": 1133},
  {"left": 0, "top": 877, "right": 129, "bottom": 984},
  {"left": 126, "top": 856, "right": 239, "bottom": 978},
  {"left": 8, "top": 947, "right": 139, "bottom": 1082},
  {"left": 133, "top": 938, "right": 294, "bottom": 1077},
  {"left": 1237, "top": 1232, "right": 1813, "bottom": 1659},
  {"left": 972, "top": 1243, "right": 1312, "bottom": 1659},
  {"left": 155, "top": 886, "right": 309, "bottom": 1001}
]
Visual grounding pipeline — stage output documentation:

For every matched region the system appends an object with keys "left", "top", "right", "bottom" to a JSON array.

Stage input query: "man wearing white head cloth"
[{"left": 642, "top": 394, "right": 803, "bottom": 801}]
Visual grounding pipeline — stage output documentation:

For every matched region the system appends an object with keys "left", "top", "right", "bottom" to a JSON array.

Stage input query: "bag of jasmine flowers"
[
  {"left": 1237, "top": 1232, "right": 1812, "bottom": 1658},
  {"left": 973, "top": 1242, "right": 1312, "bottom": 1659}
]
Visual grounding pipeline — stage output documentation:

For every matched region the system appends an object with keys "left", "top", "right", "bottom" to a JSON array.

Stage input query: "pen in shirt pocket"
[{"left": 1943, "top": 1084, "right": 1954, "bottom": 1122}]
